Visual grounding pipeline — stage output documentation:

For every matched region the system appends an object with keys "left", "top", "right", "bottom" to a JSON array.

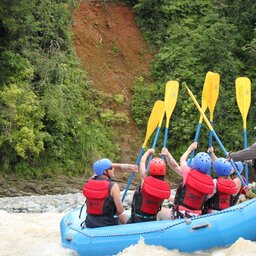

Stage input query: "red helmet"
[{"left": 149, "top": 158, "right": 166, "bottom": 176}]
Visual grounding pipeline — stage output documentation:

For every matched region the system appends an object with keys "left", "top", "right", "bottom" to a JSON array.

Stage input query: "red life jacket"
[
  {"left": 211, "top": 178, "right": 237, "bottom": 210},
  {"left": 132, "top": 176, "right": 170, "bottom": 219},
  {"left": 240, "top": 176, "right": 247, "bottom": 195},
  {"left": 140, "top": 176, "right": 171, "bottom": 215},
  {"left": 231, "top": 175, "right": 246, "bottom": 205},
  {"left": 83, "top": 178, "right": 115, "bottom": 215},
  {"left": 175, "top": 169, "right": 214, "bottom": 211}
]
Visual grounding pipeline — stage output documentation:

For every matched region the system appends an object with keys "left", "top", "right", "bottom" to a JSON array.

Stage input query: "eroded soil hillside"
[
  {"left": 0, "top": 2, "right": 153, "bottom": 196},
  {"left": 72, "top": 2, "right": 152, "bottom": 164}
]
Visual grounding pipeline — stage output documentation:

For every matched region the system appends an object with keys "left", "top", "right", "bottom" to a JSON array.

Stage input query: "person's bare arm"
[
  {"left": 111, "top": 183, "right": 128, "bottom": 224},
  {"left": 111, "top": 183, "right": 125, "bottom": 215},
  {"left": 161, "top": 147, "right": 182, "bottom": 176},
  {"left": 112, "top": 163, "right": 138, "bottom": 173},
  {"left": 180, "top": 142, "right": 198, "bottom": 167},
  {"left": 139, "top": 148, "right": 155, "bottom": 181},
  {"left": 207, "top": 147, "right": 217, "bottom": 162}
]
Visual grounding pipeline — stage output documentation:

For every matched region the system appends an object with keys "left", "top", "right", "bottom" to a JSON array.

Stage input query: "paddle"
[
  {"left": 146, "top": 100, "right": 166, "bottom": 172},
  {"left": 185, "top": 84, "right": 246, "bottom": 187},
  {"left": 207, "top": 73, "right": 220, "bottom": 157},
  {"left": 122, "top": 100, "right": 165, "bottom": 202},
  {"left": 188, "top": 71, "right": 213, "bottom": 166},
  {"left": 236, "top": 77, "right": 251, "bottom": 185},
  {"left": 162, "top": 81, "right": 179, "bottom": 158}
]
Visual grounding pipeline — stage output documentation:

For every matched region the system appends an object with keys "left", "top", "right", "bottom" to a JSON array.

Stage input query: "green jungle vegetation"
[
  {"left": 131, "top": 0, "right": 256, "bottom": 162},
  {"left": 0, "top": 0, "right": 256, "bottom": 180},
  {"left": 0, "top": 0, "right": 119, "bottom": 179}
]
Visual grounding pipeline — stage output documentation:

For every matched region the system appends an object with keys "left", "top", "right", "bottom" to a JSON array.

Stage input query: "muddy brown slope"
[{"left": 72, "top": 2, "right": 152, "bottom": 165}]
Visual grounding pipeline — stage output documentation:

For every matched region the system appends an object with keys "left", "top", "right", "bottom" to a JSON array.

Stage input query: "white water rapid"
[{"left": 0, "top": 193, "right": 256, "bottom": 256}]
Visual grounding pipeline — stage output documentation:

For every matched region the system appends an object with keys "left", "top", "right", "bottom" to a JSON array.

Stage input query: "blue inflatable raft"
[{"left": 60, "top": 199, "right": 256, "bottom": 256}]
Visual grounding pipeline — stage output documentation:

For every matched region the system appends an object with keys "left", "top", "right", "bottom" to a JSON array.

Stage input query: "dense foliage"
[
  {"left": 131, "top": 0, "right": 256, "bottom": 159},
  {"left": 0, "top": 0, "right": 119, "bottom": 178},
  {"left": 1, "top": 0, "right": 256, "bottom": 181}
]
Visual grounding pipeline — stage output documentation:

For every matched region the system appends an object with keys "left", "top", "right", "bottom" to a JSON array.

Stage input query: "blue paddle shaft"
[
  {"left": 208, "top": 121, "right": 213, "bottom": 158},
  {"left": 244, "top": 129, "right": 249, "bottom": 185},
  {"left": 146, "top": 126, "right": 161, "bottom": 172},
  {"left": 188, "top": 123, "right": 202, "bottom": 166},
  {"left": 163, "top": 127, "right": 168, "bottom": 148},
  {"left": 212, "top": 130, "right": 246, "bottom": 187},
  {"left": 244, "top": 129, "right": 248, "bottom": 148},
  {"left": 122, "top": 148, "right": 144, "bottom": 202},
  {"left": 162, "top": 127, "right": 169, "bottom": 160}
]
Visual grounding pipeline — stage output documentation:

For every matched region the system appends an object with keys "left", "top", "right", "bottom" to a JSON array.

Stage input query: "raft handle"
[
  {"left": 65, "top": 230, "right": 73, "bottom": 242},
  {"left": 65, "top": 235, "right": 72, "bottom": 242},
  {"left": 192, "top": 223, "right": 209, "bottom": 230}
]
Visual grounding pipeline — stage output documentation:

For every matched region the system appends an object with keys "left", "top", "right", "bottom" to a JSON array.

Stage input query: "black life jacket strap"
[
  {"left": 80, "top": 219, "right": 86, "bottom": 229},
  {"left": 79, "top": 202, "right": 85, "bottom": 219}
]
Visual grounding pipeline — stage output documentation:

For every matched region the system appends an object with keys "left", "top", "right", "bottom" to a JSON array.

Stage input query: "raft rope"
[{"left": 66, "top": 199, "right": 256, "bottom": 238}]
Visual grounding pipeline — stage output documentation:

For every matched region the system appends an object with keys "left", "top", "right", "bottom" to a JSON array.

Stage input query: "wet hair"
[{"left": 151, "top": 175, "right": 164, "bottom": 180}]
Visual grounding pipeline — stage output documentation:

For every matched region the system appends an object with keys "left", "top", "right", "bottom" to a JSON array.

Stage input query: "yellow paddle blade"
[
  {"left": 207, "top": 72, "right": 220, "bottom": 121},
  {"left": 158, "top": 106, "right": 166, "bottom": 128},
  {"left": 186, "top": 85, "right": 214, "bottom": 131},
  {"left": 164, "top": 80, "right": 179, "bottom": 128},
  {"left": 199, "top": 71, "right": 214, "bottom": 123},
  {"left": 236, "top": 77, "right": 251, "bottom": 129},
  {"left": 142, "top": 100, "right": 165, "bottom": 148}
]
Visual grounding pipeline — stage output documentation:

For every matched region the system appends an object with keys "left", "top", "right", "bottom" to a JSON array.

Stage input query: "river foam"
[
  {"left": 0, "top": 193, "right": 256, "bottom": 256},
  {"left": 0, "top": 210, "right": 76, "bottom": 256}
]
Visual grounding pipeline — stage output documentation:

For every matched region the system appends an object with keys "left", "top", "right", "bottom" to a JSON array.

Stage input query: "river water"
[{"left": 0, "top": 193, "right": 256, "bottom": 256}]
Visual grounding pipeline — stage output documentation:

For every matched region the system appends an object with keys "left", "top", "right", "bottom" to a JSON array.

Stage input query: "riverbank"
[
  {"left": 0, "top": 174, "right": 84, "bottom": 197},
  {"left": 0, "top": 190, "right": 136, "bottom": 214},
  {"left": 0, "top": 172, "right": 141, "bottom": 197}
]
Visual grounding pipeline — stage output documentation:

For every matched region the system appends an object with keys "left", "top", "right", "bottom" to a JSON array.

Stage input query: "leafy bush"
[
  {"left": 0, "top": 0, "right": 120, "bottom": 178},
  {"left": 131, "top": 0, "right": 256, "bottom": 157}
]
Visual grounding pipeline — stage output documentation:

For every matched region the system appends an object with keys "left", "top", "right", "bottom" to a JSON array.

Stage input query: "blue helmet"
[
  {"left": 93, "top": 158, "right": 112, "bottom": 175},
  {"left": 213, "top": 157, "right": 232, "bottom": 177},
  {"left": 234, "top": 161, "right": 244, "bottom": 174},
  {"left": 192, "top": 152, "right": 211, "bottom": 174}
]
